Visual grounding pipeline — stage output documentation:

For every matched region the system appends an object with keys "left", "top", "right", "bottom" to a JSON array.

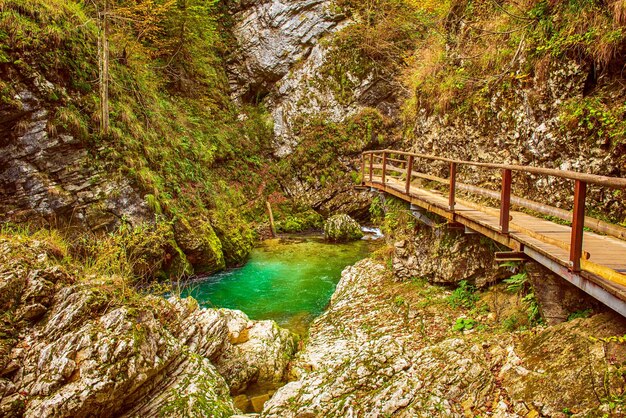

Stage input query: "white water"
[{"left": 361, "top": 226, "right": 384, "bottom": 240}]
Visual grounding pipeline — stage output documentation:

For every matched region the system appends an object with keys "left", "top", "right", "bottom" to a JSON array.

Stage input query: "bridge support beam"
[{"left": 524, "top": 246, "right": 626, "bottom": 317}]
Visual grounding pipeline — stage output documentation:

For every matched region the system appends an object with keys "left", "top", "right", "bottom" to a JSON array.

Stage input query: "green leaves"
[{"left": 447, "top": 280, "right": 479, "bottom": 310}]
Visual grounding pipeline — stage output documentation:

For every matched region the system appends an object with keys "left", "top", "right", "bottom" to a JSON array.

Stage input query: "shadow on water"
[{"left": 180, "top": 231, "right": 382, "bottom": 335}]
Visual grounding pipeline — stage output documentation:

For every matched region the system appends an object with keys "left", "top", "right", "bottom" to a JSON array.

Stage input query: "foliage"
[
  {"left": 0, "top": 0, "right": 279, "bottom": 270},
  {"left": 589, "top": 334, "right": 626, "bottom": 344},
  {"left": 322, "top": 0, "right": 427, "bottom": 104},
  {"left": 567, "top": 308, "right": 593, "bottom": 321},
  {"left": 503, "top": 271, "right": 528, "bottom": 293},
  {"left": 447, "top": 280, "right": 479, "bottom": 309},
  {"left": 75, "top": 220, "right": 175, "bottom": 282},
  {"left": 560, "top": 96, "right": 626, "bottom": 146},
  {"left": 503, "top": 267, "right": 545, "bottom": 327},
  {"left": 274, "top": 108, "right": 390, "bottom": 195},
  {"left": 368, "top": 195, "right": 385, "bottom": 224},
  {"left": 371, "top": 195, "right": 415, "bottom": 239},
  {"left": 452, "top": 317, "right": 477, "bottom": 332},
  {"left": 399, "top": 0, "right": 626, "bottom": 143}
]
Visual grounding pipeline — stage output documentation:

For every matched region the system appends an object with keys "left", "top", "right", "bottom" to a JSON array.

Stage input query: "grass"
[{"left": 0, "top": 0, "right": 282, "bottom": 271}]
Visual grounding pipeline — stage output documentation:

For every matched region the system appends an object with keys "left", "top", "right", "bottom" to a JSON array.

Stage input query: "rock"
[
  {"left": 323, "top": 214, "right": 363, "bottom": 242},
  {"left": 392, "top": 221, "right": 506, "bottom": 286},
  {"left": 233, "top": 394, "right": 252, "bottom": 412},
  {"left": 0, "top": 83, "right": 151, "bottom": 231},
  {"left": 525, "top": 262, "right": 602, "bottom": 325},
  {"left": 212, "top": 310, "right": 298, "bottom": 395},
  {"left": 0, "top": 237, "right": 296, "bottom": 417},
  {"left": 228, "top": 0, "right": 396, "bottom": 219},
  {"left": 261, "top": 258, "right": 626, "bottom": 417},
  {"left": 408, "top": 58, "right": 625, "bottom": 222},
  {"left": 499, "top": 313, "right": 626, "bottom": 416},
  {"left": 173, "top": 216, "right": 225, "bottom": 275},
  {"left": 250, "top": 394, "right": 271, "bottom": 413},
  {"left": 228, "top": 0, "right": 344, "bottom": 102}
]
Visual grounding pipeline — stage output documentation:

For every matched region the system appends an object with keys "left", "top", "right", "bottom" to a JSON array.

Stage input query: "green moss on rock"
[
  {"left": 211, "top": 209, "right": 255, "bottom": 267},
  {"left": 173, "top": 217, "right": 225, "bottom": 275},
  {"left": 323, "top": 214, "right": 363, "bottom": 242}
]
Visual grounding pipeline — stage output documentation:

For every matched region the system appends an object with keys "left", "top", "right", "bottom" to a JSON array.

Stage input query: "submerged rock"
[{"left": 323, "top": 214, "right": 363, "bottom": 242}]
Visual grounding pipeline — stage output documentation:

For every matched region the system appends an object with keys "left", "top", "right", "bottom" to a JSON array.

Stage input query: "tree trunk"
[{"left": 99, "top": 0, "right": 110, "bottom": 136}]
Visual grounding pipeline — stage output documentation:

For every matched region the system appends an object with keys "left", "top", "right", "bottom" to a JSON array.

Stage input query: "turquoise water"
[{"left": 181, "top": 235, "right": 378, "bottom": 333}]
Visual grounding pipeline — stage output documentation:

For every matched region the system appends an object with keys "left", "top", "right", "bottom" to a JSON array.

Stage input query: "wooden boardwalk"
[{"left": 361, "top": 150, "right": 626, "bottom": 316}]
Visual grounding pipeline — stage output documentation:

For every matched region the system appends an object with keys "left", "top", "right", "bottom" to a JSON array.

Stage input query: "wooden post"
[
  {"left": 570, "top": 180, "right": 587, "bottom": 272},
  {"left": 361, "top": 154, "right": 365, "bottom": 185},
  {"left": 266, "top": 201, "right": 276, "bottom": 238},
  {"left": 369, "top": 153, "right": 373, "bottom": 182},
  {"left": 405, "top": 155, "right": 414, "bottom": 195},
  {"left": 500, "top": 169, "right": 512, "bottom": 234},
  {"left": 382, "top": 151, "right": 387, "bottom": 185},
  {"left": 449, "top": 162, "right": 457, "bottom": 211}
]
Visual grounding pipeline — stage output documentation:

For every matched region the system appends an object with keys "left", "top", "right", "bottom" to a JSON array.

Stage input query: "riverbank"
[
  {"left": 263, "top": 258, "right": 626, "bottom": 417},
  {"left": 0, "top": 230, "right": 297, "bottom": 417}
]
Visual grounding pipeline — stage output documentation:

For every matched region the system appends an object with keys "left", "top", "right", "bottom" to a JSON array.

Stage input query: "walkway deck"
[{"left": 361, "top": 150, "right": 626, "bottom": 316}]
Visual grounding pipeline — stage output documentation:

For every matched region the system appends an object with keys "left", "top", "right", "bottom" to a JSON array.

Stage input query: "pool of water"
[{"left": 181, "top": 233, "right": 380, "bottom": 334}]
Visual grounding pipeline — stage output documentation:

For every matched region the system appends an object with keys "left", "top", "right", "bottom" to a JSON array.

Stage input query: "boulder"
[
  {"left": 173, "top": 217, "right": 225, "bottom": 275},
  {"left": 212, "top": 310, "right": 298, "bottom": 395},
  {"left": 323, "top": 214, "right": 363, "bottom": 242},
  {"left": 0, "top": 237, "right": 296, "bottom": 417}
]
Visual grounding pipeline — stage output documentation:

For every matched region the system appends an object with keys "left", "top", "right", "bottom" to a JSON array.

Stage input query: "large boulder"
[
  {"left": 173, "top": 217, "right": 225, "bottom": 275},
  {"left": 0, "top": 236, "right": 296, "bottom": 418},
  {"left": 212, "top": 310, "right": 298, "bottom": 395},
  {"left": 323, "top": 214, "right": 363, "bottom": 242}
]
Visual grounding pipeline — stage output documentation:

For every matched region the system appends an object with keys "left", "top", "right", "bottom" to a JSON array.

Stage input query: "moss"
[
  {"left": 323, "top": 214, "right": 363, "bottom": 242},
  {"left": 158, "top": 353, "right": 236, "bottom": 418},
  {"left": 275, "top": 208, "right": 324, "bottom": 233},
  {"left": 211, "top": 210, "right": 254, "bottom": 267},
  {"left": 173, "top": 216, "right": 225, "bottom": 275}
]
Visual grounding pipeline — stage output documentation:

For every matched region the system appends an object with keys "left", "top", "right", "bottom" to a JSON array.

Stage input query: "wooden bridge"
[{"left": 360, "top": 149, "right": 626, "bottom": 316}]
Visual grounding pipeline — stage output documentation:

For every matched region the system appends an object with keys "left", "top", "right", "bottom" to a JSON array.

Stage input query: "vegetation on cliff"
[{"left": 0, "top": 0, "right": 283, "bottom": 277}]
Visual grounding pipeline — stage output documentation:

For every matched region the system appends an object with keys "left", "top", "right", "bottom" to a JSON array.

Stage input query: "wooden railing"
[{"left": 362, "top": 149, "right": 626, "bottom": 273}]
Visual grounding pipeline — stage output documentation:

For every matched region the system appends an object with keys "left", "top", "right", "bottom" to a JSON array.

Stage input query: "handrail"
[
  {"left": 362, "top": 149, "right": 626, "bottom": 188},
  {"left": 361, "top": 149, "right": 626, "bottom": 274}
]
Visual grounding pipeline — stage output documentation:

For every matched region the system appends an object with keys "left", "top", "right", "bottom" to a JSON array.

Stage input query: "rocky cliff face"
[
  {"left": 407, "top": 59, "right": 626, "bottom": 222},
  {"left": 0, "top": 235, "right": 297, "bottom": 417},
  {"left": 227, "top": 0, "right": 400, "bottom": 217},
  {"left": 263, "top": 259, "right": 626, "bottom": 417},
  {"left": 0, "top": 81, "right": 150, "bottom": 231}
]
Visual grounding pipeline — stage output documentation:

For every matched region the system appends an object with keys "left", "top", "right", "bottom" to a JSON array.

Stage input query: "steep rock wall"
[
  {"left": 407, "top": 58, "right": 625, "bottom": 221},
  {"left": 227, "top": 0, "right": 401, "bottom": 217},
  {"left": 0, "top": 80, "right": 149, "bottom": 230}
]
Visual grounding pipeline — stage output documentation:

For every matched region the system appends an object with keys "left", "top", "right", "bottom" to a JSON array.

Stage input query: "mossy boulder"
[
  {"left": 174, "top": 217, "right": 225, "bottom": 275},
  {"left": 211, "top": 210, "right": 255, "bottom": 267},
  {"left": 323, "top": 214, "right": 363, "bottom": 242}
]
